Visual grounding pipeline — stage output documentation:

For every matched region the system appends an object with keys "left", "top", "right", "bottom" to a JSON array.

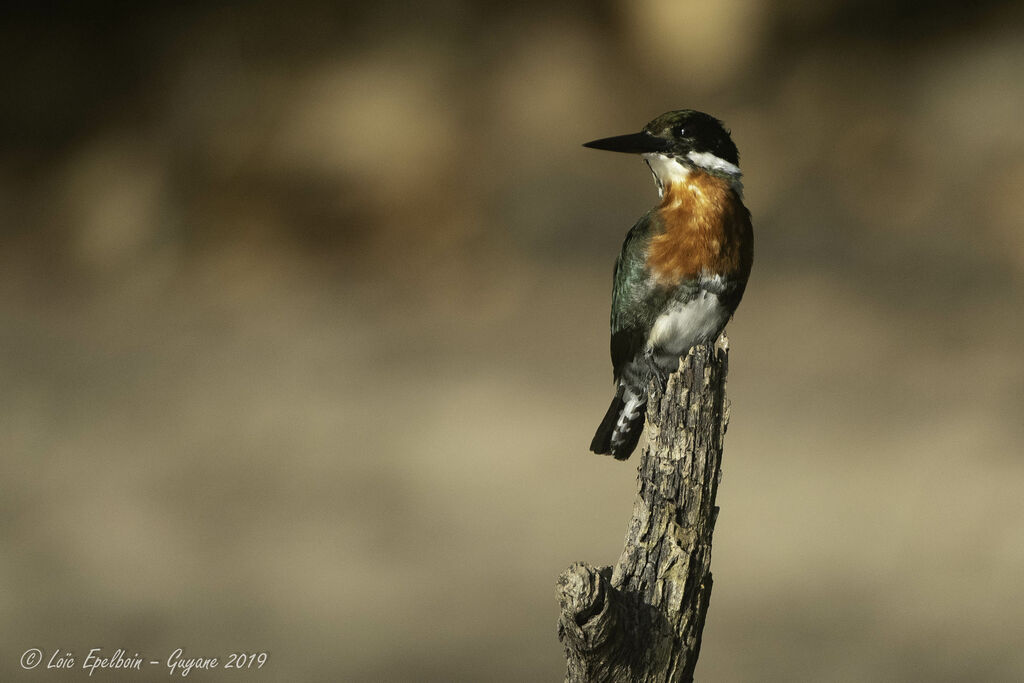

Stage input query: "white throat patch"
[
  {"left": 642, "top": 152, "right": 743, "bottom": 197},
  {"left": 642, "top": 153, "right": 689, "bottom": 198}
]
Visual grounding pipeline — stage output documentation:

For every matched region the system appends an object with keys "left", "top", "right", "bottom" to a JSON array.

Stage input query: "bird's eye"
[{"left": 673, "top": 125, "right": 686, "bottom": 137}]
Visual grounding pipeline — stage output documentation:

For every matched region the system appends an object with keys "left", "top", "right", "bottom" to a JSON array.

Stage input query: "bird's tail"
[{"left": 590, "top": 384, "right": 647, "bottom": 460}]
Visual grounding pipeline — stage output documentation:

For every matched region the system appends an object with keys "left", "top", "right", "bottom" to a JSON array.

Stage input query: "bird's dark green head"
[{"left": 583, "top": 109, "right": 739, "bottom": 171}]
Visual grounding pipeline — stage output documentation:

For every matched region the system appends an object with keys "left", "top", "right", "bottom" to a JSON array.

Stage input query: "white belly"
[{"left": 648, "top": 291, "right": 729, "bottom": 356}]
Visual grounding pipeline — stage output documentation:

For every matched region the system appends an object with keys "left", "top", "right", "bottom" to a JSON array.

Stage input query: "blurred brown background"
[{"left": 2, "top": 1, "right": 1023, "bottom": 680}]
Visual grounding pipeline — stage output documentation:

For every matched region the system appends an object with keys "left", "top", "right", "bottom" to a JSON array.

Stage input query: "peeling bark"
[{"left": 558, "top": 337, "right": 730, "bottom": 682}]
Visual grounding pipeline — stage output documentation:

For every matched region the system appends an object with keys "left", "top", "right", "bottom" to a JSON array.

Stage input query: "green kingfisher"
[{"left": 585, "top": 110, "right": 753, "bottom": 460}]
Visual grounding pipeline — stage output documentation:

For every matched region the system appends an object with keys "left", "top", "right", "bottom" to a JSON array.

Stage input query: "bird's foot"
[{"left": 643, "top": 348, "right": 674, "bottom": 388}]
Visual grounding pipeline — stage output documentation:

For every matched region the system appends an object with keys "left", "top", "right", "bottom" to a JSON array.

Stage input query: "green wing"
[{"left": 608, "top": 210, "right": 662, "bottom": 380}]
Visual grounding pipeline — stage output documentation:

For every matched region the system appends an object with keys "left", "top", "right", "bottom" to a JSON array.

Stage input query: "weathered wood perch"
[{"left": 557, "top": 337, "right": 731, "bottom": 682}]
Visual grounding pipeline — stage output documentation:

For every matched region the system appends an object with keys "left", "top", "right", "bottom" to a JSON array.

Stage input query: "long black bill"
[{"left": 582, "top": 131, "right": 668, "bottom": 154}]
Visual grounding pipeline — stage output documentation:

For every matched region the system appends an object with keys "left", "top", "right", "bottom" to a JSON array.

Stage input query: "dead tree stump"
[{"left": 558, "top": 337, "right": 731, "bottom": 682}]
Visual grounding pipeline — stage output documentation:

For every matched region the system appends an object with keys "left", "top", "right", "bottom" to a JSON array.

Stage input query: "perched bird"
[{"left": 586, "top": 110, "right": 753, "bottom": 460}]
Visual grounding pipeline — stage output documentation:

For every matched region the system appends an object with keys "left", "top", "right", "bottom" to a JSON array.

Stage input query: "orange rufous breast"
[{"left": 646, "top": 170, "right": 753, "bottom": 286}]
